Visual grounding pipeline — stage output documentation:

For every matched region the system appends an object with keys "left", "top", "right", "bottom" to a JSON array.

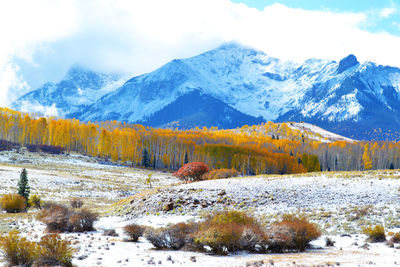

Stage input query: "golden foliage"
[{"left": 0, "top": 193, "right": 26, "bottom": 213}]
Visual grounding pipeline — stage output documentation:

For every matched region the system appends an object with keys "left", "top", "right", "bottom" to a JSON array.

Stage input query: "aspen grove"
[{"left": 0, "top": 108, "right": 399, "bottom": 175}]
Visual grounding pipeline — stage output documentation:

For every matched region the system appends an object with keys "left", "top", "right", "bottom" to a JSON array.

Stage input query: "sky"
[{"left": 1, "top": 0, "right": 400, "bottom": 107}]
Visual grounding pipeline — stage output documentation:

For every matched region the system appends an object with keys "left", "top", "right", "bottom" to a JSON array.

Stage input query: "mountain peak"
[
  {"left": 65, "top": 65, "right": 98, "bottom": 80},
  {"left": 337, "top": 54, "right": 359, "bottom": 74},
  {"left": 214, "top": 42, "right": 264, "bottom": 55}
]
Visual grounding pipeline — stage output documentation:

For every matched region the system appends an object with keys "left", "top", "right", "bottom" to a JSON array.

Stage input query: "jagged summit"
[{"left": 337, "top": 54, "right": 359, "bottom": 74}]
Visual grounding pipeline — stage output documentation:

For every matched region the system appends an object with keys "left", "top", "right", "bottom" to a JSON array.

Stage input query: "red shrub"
[{"left": 173, "top": 162, "right": 209, "bottom": 182}]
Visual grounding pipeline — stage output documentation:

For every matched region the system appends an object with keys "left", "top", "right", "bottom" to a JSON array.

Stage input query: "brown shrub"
[
  {"left": 203, "top": 168, "right": 240, "bottom": 180},
  {"left": 0, "top": 194, "right": 26, "bottom": 213},
  {"left": 391, "top": 232, "right": 400, "bottom": 243},
  {"left": 124, "top": 224, "right": 145, "bottom": 242},
  {"left": 145, "top": 222, "right": 198, "bottom": 250},
  {"left": 363, "top": 225, "right": 386, "bottom": 242},
  {"left": 70, "top": 198, "right": 84, "bottom": 209},
  {"left": 265, "top": 224, "right": 296, "bottom": 252},
  {"left": 38, "top": 203, "right": 98, "bottom": 232},
  {"left": 37, "top": 203, "right": 71, "bottom": 232},
  {"left": 68, "top": 208, "right": 98, "bottom": 232},
  {"left": 0, "top": 230, "right": 40, "bottom": 266},
  {"left": 103, "top": 229, "right": 119, "bottom": 237},
  {"left": 36, "top": 234, "right": 75, "bottom": 267},
  {"left": 266, "top": 215, "right": 321, "bottom": 252},
  {"left": 239, "top": 226, "right": 268, "bottom": 252}
]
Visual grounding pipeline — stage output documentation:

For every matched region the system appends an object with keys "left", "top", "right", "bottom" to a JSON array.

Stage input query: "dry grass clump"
[
  {"left": 363, "top": 225, "right": 386, "bottom": 242},
  {"left": 124, "top": 224, "right": 145, "bottom": 242},
  {"left": 0, "top": 231, "right": 74, "bottom": 267},
  {"left": 0, "top": 193, "right": 26, "bottom": 213},
  {"left": 204, "top": 168, "right": 240, "bottom": 180}
]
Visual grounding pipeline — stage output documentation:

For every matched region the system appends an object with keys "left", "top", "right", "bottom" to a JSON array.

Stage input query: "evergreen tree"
[
  {"left": 141, "top": 148, "right": 150, "bottom": 168},
  {"left": 390, "top": 163, "right": 394, "bottom": 170},
  {"left": 184, "top": 151, "right": 189, "bottom": 164},
  {"left": 18, "top": 168, "right": 30, "bottom": 200},
  {"left": 153, "top": 155, "right": 156, "bottom": 169}
]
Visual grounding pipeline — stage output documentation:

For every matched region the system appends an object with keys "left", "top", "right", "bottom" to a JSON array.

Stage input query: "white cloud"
[
  {"left": 379, "top": 7, "right": 397, "bottom": 18},
  {"left": 2, "top": 0, "right": 400, "bottom": 107},
  {"left": 17, "top": 101, "right": 60, "bottom": 117}
]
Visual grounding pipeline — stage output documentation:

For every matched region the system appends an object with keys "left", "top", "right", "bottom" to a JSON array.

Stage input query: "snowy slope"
[
  {"left": 12, "top": 66, "right": 126, "bottom": 117},
  {"left": 78, "top": 43, "right": 299, "bottom": 123}
]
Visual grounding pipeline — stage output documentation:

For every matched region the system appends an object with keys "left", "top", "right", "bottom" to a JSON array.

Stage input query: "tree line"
[{"left": 0, "top": 107, "right": 399, "bottom": 175}]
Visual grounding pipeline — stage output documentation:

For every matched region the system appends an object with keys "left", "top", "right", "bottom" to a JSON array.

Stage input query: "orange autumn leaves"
[{"left": 0, "top": 107, "right": 398, "bottom": 175}]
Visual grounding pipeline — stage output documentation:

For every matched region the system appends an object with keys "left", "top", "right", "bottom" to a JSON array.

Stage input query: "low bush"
[
  {"left": 70, "top": 198, "right": 84, "bottom": 208},
  {"left": 173, "top": 162, "right": 209, "bottom": 182},
  {"left": 38, "top": 203, "right": 71, "bottom": 232},
  {"left": 124, "top": 224, "right": 145, "bottom": 242},
  {"left": 204, "top": 168, "right": 240, "bottom": 180},
  {"left": 36, "top": 234, "right": 75, "bottom": 267},
  {"left": 194, "top": 223, "right": 242, "bottom": 255},
  {"left": 204, "top": 210, "right": 257, "bottom": 226},
  {"left": 325, "top": 237, "right": 335, "bottom": 247},
  {"left": 143, "top": 211, "right": 321, "bottom": 255},
  {"left": 38, "top": 203, "right": 98, "bottom": 232},
  {"left": 145, "top": 222, "right": 198, "bottom": 250},
  {"left": 0, "top": 231, "right": 75, "bottom": 267},
  {"left": 265, "top": 224, "right": 296, "bottom": 252},
  {"left": 25, "top": 144, "right": 64, "bottom": 154},
  {"left": 28, "top": 194, "right": 43, "bottom": 210},
  {"left": 363, "top": 225, "right": 386, "bottom": 242},
  {"left": 26, "top": 144, "right": 39, "bottom": 152},
  {"left": 0, "top": 193, "right": 27, "bottom": 213},
  {"left": 193, "top": 211, "right": 267, "bottom": 255},
  {"left": 37, "top": 145, "right": 64, "bottom": 155},
  {"left": 68, "top": 208, "right": 98, "bottom": 232},
  {"left": 0, "top": 140, "right": 20, "bottom": 151},
  {"left": 391, "top": 232, "right": 400, "bottom": 243},
  {"left": 266, "top": 215, "right": 321, "bottom": 252},
  {"left": 0, "top": 230, "right": 40, "bottom": 266},
  {"left": 103, "top": 229, "right": 119, "bottom": 237}
]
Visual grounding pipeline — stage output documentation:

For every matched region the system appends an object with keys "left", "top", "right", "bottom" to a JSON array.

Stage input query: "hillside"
[{"left": 0, "top": 149, "right": 399, "bottom": 266}]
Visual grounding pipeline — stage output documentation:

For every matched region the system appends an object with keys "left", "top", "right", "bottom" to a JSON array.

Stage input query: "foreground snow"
[{"left": 1, "top": 150, "right": 400, "bottom": 266}]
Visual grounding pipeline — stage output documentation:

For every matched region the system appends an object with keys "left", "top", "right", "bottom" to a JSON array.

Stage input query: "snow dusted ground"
[
  {"left": 1, "top": 150, "right": 400, "bottom": 266},
  {"left": 288, "top": 122, "right": 355, "bottom": 142},
  {"left": 0, "top": 149, "right": 179, "bottom": 208}
]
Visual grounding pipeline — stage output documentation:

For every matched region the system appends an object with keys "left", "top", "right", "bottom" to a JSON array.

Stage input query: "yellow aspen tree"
[{"left": 362, "top": 144, "right": 372, "bottom": 170}]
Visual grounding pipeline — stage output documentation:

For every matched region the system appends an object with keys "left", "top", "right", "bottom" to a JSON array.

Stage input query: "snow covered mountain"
[
  {"left": 12, "top": 43, "right": 400, "bottom": 140},
  {"left": 12, "top": 66, "right": 126, "bottom": 117}
]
